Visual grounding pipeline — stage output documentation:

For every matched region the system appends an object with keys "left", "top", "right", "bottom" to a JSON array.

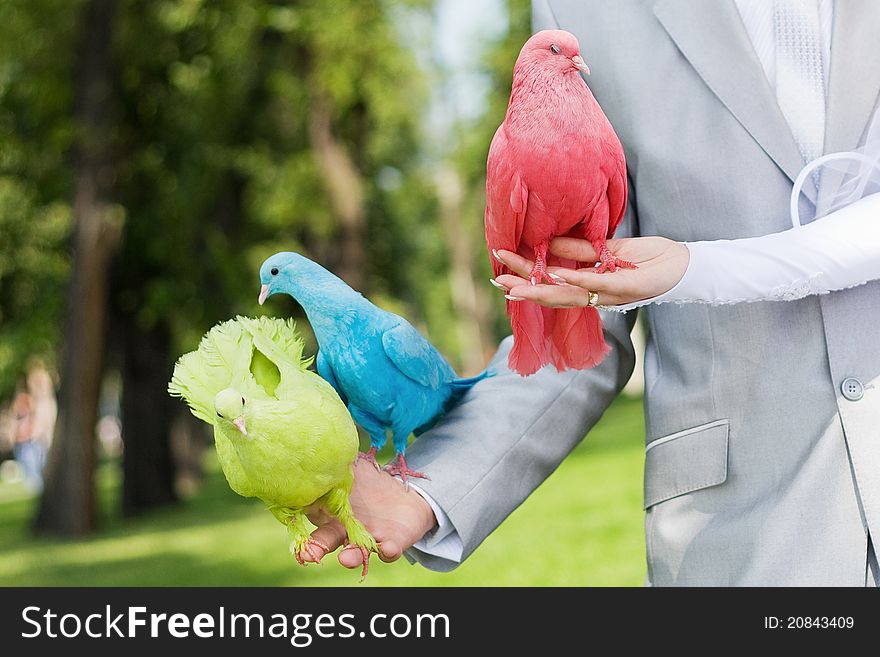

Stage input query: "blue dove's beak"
[{"left": 258, "top": 284, "right": 269, "bottom": 306}]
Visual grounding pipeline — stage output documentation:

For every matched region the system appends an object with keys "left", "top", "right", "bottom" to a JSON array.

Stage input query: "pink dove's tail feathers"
[
  {"left": 507, "top": 300, "right": 609, "bottom": 376},
  {"left": 507, "top": 297, "right": 548, "bottom": 377},
  {"left": 548, "top": 305, "right": 609, "bottom": 372}
]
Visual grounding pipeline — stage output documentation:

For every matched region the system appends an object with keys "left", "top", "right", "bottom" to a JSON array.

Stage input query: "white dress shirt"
[{"left": 408, "top": 0, "right": 860, "bottom": 566}]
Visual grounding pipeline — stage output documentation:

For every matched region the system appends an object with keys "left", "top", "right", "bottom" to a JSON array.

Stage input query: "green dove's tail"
[
  {"left": 237, "top": 315, "right": 313, "bottom": 374},
  {"left": 169, "top": 315, "right": 315, "bottom": 421}
]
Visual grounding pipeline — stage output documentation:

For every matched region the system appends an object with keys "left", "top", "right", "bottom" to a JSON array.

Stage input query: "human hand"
[
  {"left": 302, "top": 459, "right": 437, "bottom": 570},
  {"left": 493, "top": 236, "right": 689, "bottom": 307}
]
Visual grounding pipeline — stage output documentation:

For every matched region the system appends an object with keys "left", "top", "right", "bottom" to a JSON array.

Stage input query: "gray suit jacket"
[{"left": 407, "top": 0, "right": 880, "bottom": 586}]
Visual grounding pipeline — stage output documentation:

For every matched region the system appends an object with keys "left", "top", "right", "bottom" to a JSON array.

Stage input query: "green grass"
[{"left": 0, "top": 397, "right": 646, "bottom": 586}]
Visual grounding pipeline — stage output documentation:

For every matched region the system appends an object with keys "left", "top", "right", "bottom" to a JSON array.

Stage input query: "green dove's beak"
[{"left": 233, "top": 417, "right": 247, "bottom": 436}]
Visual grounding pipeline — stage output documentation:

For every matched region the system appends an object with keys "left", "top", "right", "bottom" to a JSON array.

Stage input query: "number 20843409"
[{"left": 764, "top": 617, "right": 854, "bottom": 629}]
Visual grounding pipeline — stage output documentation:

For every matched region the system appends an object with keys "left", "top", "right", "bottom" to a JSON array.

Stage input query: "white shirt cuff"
[{"left": 405, "top": 483, "right": 464, "bottom": 564}]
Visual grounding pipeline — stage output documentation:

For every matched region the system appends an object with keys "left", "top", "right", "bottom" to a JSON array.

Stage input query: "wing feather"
[
  {"left": 381, "top": 321, "right": 454, "bottom": 390},
  {"left": 485, "top": 125, "right": 529, "bottom": 278}
]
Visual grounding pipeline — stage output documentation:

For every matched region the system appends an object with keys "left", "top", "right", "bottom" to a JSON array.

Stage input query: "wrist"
[
  {"left": 406, "top": 486, "right": 438, "bottom": 538},
  {"left": 640, "top": 241, "right": 691, "bottom": 303}
]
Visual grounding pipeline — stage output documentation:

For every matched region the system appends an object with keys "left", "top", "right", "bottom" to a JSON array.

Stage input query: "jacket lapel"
[{"left": 653, "top": 0, "right": 815, "bottom": 202}]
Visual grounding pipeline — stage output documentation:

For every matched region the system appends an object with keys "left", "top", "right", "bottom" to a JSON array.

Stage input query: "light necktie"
[{"left": 774, "top": 0, "right": 827, "bottom": 174}]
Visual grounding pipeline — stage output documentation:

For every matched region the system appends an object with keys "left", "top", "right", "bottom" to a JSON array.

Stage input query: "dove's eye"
[
  {"left": 550, "top": 44, "right": 560, "bottom": 54},
  {"left": 216, "top": 411, "right": 222, "bottom": 418},
  {"left": 241, "top": 396, "right": 246, "bottom": 405},
  {"left": 270, "top": 268, "right": 279, "bottom": 276}
]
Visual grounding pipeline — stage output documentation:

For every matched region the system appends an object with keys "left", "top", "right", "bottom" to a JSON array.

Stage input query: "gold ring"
[{"left": 587, "top": 291, "right": 600, "bottom": 307}]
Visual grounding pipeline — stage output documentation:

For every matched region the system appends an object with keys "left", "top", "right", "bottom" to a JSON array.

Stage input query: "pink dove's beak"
[
  {"left": 572, "top": 55, "right": 590, "bottom": 75},
  {"left": 233, "top": 417, "right": 247, "bottom": 436},
  {"left": 258, "top": 284, "right": 269, "bottom": 305}
]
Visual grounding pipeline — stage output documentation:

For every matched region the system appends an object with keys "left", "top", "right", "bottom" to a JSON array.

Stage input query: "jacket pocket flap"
[{"left": 643, "top": 419, "right": 729, "bottom": 509}]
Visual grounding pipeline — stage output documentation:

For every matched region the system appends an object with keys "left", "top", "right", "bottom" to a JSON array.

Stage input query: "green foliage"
[
  {"left": 0, "top": 0, "right": 532, "bottom": 390},
  {"left": 454, "top": 0, "right": 531, "bottom": 185},
  {"left": 0, "top": 0, "right": 441, "bottom": 400},
  {"left": 449, "top": 0, "right": 533, "bottom": 342},
  {"left": 0, "top": 0, "right": 81, "bottom": 398}
]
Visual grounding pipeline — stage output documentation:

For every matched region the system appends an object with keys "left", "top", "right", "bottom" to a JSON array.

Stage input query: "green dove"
[{"left": 168, "top": 315, "right": 376, "bottom": 578}]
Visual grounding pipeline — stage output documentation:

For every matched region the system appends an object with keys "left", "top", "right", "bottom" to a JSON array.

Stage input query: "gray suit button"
[{"left": 841, "top": 377, "right": 864, "bottom": 401}]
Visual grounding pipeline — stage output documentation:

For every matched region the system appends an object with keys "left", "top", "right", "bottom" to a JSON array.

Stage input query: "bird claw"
[
  {"left": 384, "top": 454, "right": 430, "bottom": 485},
  {"left": 527, "top": 263, "right": 563, "bottom": 286},
  {"left": 295, "top": 538, "right": 330, "bottom": 566},
  {"left": 594, "top": 243, "right": 637, "bottom": 274},
  {"left": 594, "top": 257, "right": 637, "bottom": 274},
  {"left": 341, "top": 542, "right": 372, "bottom": 582},
  {"left": 357, "top": 447, "right": 380, "bottom": 470}
]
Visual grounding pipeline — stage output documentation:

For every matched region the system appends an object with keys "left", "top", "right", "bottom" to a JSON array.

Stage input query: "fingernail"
[
  {"left": 548, "top": 272, "right": 562, "bottom": 280},
  {"left": 489, "top": 278, "right": 506, "bottom": 290},
  {"left": 505, "top": 295, "right": 526, "bottom": 301},
  {"left": 492, "top": 249, "right": 505, "bottom": 263}
]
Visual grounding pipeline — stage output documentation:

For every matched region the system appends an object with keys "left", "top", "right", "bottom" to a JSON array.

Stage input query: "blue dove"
[{"left": 258, "top": 252, "right": 492, "bottom": 481}]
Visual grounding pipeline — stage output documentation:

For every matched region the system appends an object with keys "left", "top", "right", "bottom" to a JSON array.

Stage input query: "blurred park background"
[{"left": 0, "top": 0, "right": 646, "bottom": 585}]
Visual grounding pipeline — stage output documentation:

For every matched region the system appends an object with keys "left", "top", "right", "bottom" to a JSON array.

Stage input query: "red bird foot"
[
  {"left": 594, "top": 257, "right": 637, "bottom": 274},
  {"left": 594, "top": 244, "right": 637, "bottom": 274},
  {"left": 357, "top": 446, "right": 380, "bottom": 469},
  {"left": 342, "top": 541, "right": 372, "bottom": 582},
  {"left": 294, "top": 538, "right": 330, "bottom": 566},
  {"left": 527, "top": 245, "right": 562, "bottom": 286},
  {"left": 528, "top": 262, "right": 563, "bottom": 286},
  {"left": 383, "top": 453, "right": 429, "bottom": 485}
]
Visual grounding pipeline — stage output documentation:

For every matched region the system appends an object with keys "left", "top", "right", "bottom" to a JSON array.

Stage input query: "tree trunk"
[
  {"left": 436, "top": 166, "right": 494, "bottom": 373},
  {"left": 308, "top": 95, "right": 367, "bottom": 289},
  {"left": 120, "top": 321, "right": 178, "bottom": 514},
  {"left": 34, "top": 0, "right": 120, "bottom": 535}
]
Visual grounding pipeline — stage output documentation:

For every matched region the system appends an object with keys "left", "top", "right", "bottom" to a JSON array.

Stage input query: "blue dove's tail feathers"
[
  {"left": 446, "top": 368, "right": 494, "bottom": 408},
  {"left": 449, "top": 369, "right": 494, "bottom": 389}
]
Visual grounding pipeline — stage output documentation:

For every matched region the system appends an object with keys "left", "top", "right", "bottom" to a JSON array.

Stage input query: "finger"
[
  {"left": 494, "top": 274, "right": 529, "bottom": 290},
  {"left": 507, "top": 283, "right": 594, "bottom": 308},
  {"left": 304, "top": 521, "right": 346, "bottom": 563},
  {"left": 547, "top": 267, "right": 616, "bottom": 292},
  {"left": 377, "top": 539, "right": 402, "bottom": 563},
  {"left": 337, "top": 539, "right": 401, "bottom": 569},
  {"left": 548, "top": 237, "right": 600, "bottom": 262},
  {"left": 338, "top": 545, "right": 366, "bottom": 569},
  {"left": 495, "top": 249, "right": 535, "bottom": 279}
]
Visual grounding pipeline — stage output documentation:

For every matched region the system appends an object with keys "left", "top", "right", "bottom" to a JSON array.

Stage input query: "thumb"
[
  {"left": 302, "top": 520, "right": 346, "bottom": 564},
  {"left": 549, "top": 236, "right": 599, "bottom": 262}
]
